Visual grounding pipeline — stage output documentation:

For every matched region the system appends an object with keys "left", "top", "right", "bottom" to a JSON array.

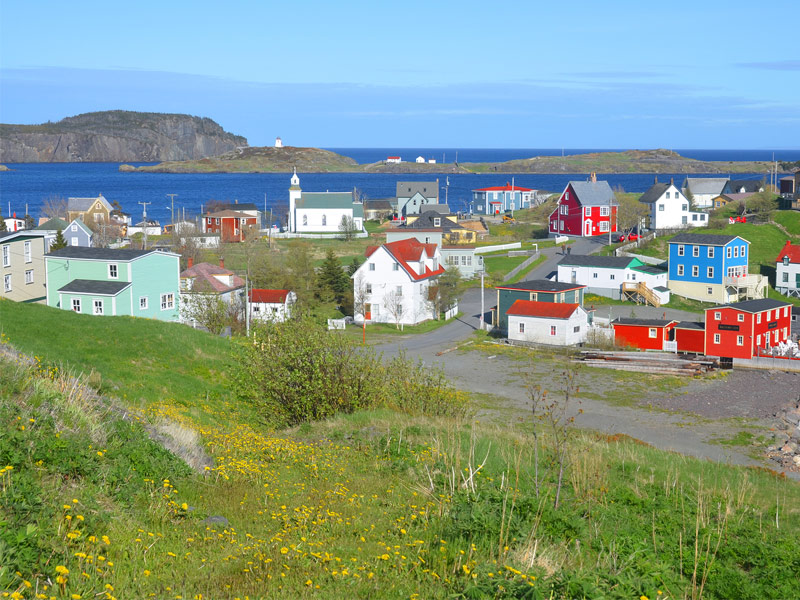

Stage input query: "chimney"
[
  {"left": 670, "top": 177, "right": 674, "bottom": 186},
  {"left": 187, "top": 257, "right": 194, "bottom": 269},
  {"left": 590, "top": 172, "right": 597, "bottom": 183},
  {"left": 654, "top": 176, "right": 658, "bottom": 184},
  {"left": 219, "top": 257, "right": 225, "bottom": 269}
]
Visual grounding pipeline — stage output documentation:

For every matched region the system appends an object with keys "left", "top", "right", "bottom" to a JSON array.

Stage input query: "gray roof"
[
  {"left": 709, "top": 298, "right": 791, "bottom": 314},
  {"left": 638, "top": 182, "right": 671, "bottom": 204},
  {"left": 57, "top": 279, "right": 131, "bottom": 295},
  {"left": 296, "top": 192, "right": 364, "bottom": 217},
  {"left": 669, "top": 233, "right": 743, "bottom": 246},
  {"left": 613, "top": 318, "right": 676, "bottom": 327},
  {"left": 219, "top": 202, "right": 259, "bottom": 212},
  {"left": 653, "top": 285, "right": 670, "bottom": 292},
  {"left": 497, "top": 279, "right": 586, "bottom": 292},
  {"left": 0, "top": 230, "right": 49, "bottom": 242},
  {"left": 67, "top": 195, "right": 113, "bottom": 213},
  {"left": 67, "top": 218, "right": 93, "bottom": 235},
  {"left": 682, "top": 177, "right": 729, "bottom": 196},
  {"left": 568, "top": 180, "right": 615, "bottom": 206},
  {"left": 558, "top": 254, "right": 635, "bottom": 269},
  {"left": 35, "top": 217, "right": 69, "bottom": 231},
  {"left": 725, "top": 180, "right": 764, "bottom": 194},
  {"left": 421, "top": 204, "right": 451, "bottom": 215},
  {"left": 633, "top": 265, "right": 668, "bottom": 275},
  {"left": 674, "top": 321, "right": 704, "bottom": 330},
  {"left": 405, "top": 211, "right": 460, "bottom": 232},
  {"left": 47, "top": 247, "right": 159, "bottom": 261},
  {"left": 364, "top": 200, "right": 393, "bottom": 210},
  {"left": 396, "top": 181, "right": 439, "bottom": 200}
]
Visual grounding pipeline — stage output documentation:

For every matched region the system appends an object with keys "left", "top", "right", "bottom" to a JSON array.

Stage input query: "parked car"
[{"left": 626, "top": 233, "right": 640, "bottom": 242}]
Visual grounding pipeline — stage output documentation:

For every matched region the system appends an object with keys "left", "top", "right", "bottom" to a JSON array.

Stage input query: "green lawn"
[{"left": 773, "top": 210, "right": 800, "bottom": 236}]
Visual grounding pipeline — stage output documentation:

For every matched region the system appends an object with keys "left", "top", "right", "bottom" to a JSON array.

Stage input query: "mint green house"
[{"left": 44, "top": 247, "right": 180, "bottom": 321}]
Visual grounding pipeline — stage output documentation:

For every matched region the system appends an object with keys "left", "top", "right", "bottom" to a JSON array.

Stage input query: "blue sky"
[{"left": 1, "top": 0, "right": 798, "bottom": 149}]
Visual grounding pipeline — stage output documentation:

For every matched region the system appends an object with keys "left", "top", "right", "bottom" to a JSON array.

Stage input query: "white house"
[
  {"left": 386, "top": 156, "right": 402, "bottom": 164},
  {"left": 179, "top": 258, "right": 244, "bottom": 327},
  {"left": 127, "top": 221, "right": 162, "bottom": 237},
  {"left": 3, "top": 216, "right": 27, "bottom": 232},
  {"left": 776, "top": 241, "right": 800, "bottom": 298},
  {"left": 248, "top": 288, "right": 296, "bottom": 323},
  {"left": 506, "top": 299, "right": 589, "bottom": 346},
  {"left": 682, "top": 177, "right": 729, "bottom": 209},
  {"left": 352, "top": 238, "right": 449, "bottom": 326},
  {"left": 415, "top": 156, "right": 426, "bottom": 163},
  {"left": 275, "top": 136, "right": 283, "bottom": 148},
  {"left": 638, "top": 178, "right": 708, "bottom": 229},
  {"left": 557, "top": 254, "right": 669, "bottom": 302},
  {"left": 287, "top": 170, "right": 365, "bottom": 234}
]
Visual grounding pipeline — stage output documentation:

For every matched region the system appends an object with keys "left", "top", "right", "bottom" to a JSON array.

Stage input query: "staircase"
[{"left": 622, "top": 281, "right": 661, "bottom": 307}]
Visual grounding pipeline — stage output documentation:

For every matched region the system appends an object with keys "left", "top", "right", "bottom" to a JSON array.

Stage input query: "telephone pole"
[
  {"left": 138, "top": 201, "right": 151, "bottom": 249},
  {"left": 167, "top": 194, "right": 178, "bottom": 227}
]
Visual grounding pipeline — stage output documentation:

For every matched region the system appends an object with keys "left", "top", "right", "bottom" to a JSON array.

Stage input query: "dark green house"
[{"left": 493, "top": 279, "right": 587, "bottom": 331}]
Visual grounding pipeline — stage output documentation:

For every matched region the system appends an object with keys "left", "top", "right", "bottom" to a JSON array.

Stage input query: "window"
[
  {"left": 737, "top": 335, "right": 744, "bottom": 346},
  {"left": 560, "top": 205, "right": 568, "bottom": 215},
  {"left": 2, "top": 245, "right": 9, "bottom": 267},
  {"left": 692, "top": 245, "right": 699, "bottom": 257},
  {"left": 160, "top": 293, "right": 175, "bottom": 310},
  {"left": 365, "top": 284, "right": 372, "bottom": 294},
  {"left": 461, "top": 255, "right": 467, "bottom": 266},
  {"left": 740, "top": 245, "right": 746, "bottom": 257},
  {"left": 519, "top": 323, "right": 525, "bottom": 334},
  {"left": 708, "top": 247, "right": 714, "bottom": 258},
  {"left": 392, "top": 263, "right": 399, "bottom": 271},
  {"left": 677, "top": 245, "right": 684, "bottom": 256},
  {"left": 707, "top": 266, "right": 714, "bottom": 278},
  {"left": 302, "top": 215, "right": 308, "bottom": 226},
  {"left": 71, "top": 237, "right": 78, "bottom": 246},
  {"left": 714, "top": 333, "right": 720, "bottom": 344},
  {"left": 599, "top": 221, "right": 609, "bottom": 232},
  {"left": 24, "top": 241, "right": 31, "bottom": 263},
  {"left": 648, "top": 328, "right": 657, "bottom": 338},
  {"left": 737, "top": 313, "right": 744, "bottom": 322},
  {"left": 550, "top": 325, "right": 557, "bottom": 336},
  {"left": 467, "top": 255, "right": 472, "bottom": 266},
  {"left": 714, "top": 311, "right": 721, "bottom": 320},
  {"left": 785, "top": 306, "right": 789, "bottom": 317},
  {"left": 573, "top": 326, "right": 580, "bottom": 333},
  {"left": 396, "top": 286, "right": 402, "bottom": 296},
  {"left": 756, "top": 313, "right": 761, "bottom": 324},
  {"left": 600, "top": 206, "right": 610, "bottom": 217},
  {"left": 707, "top": 287, "right": 713, "bottom": 295},
  {"left": 25, "top": 270, "right": 33, "bottom": 284},
  {"left": 108, "top": 264, "right": 118, "bottom": 279},
  {"left": 658, "top": 204, "right": 665, "bottom": 212},
  {"left": 733, "top": 246, "right": 739, "bottom": 258},
  {"left": 610, "top": 274, "right": 616, "bottom": 280},
  {"left": 139, "top": 296, "right": 148, "bottom": 310},
  {"left": 692, "top": 265, "right": 699, "bottom": 277},
  {"left": 666, "top": 192, "right": 671, "bottom": 199},
  {"left": 593, "top": 272, "right": 598, "bottom": 278},
  {"left": 433, "top": 217, "right": 441, "bottom": 227},
  {"left": 71, "top": 224, "right": 77, "bottom": 232},
  {"left": 757, "top": 334, "right": 761, "bottom": 345},
  {"left": 727, "top": 247, "right": 732, "bottom": 258},
  {"left": 322, "top": 215, "right": 327, "bottom": 226},
  {"left": 692, "top": 214, "right": 698, "bottom": 221},
  {"left": 700, "top": 214, "right": 706, "bottom": 221},
  {"left": 368, "top": 263, "right": 375, "bottom": 271},
  {"left": 783, "top": 272, "right": 790, "bottom": 282},
  {"left": 682, "top": 204, "right": 688, "bottom": 211},
  {"left": 93, "top": 300, "right": 103, "bottom": 315},
  {"left": 3, "top": 274, "right": 10, "bottom": 292},
  {"left": 72, "top": 298, "right": 81, "bottom": 312},
  {"left": 677, "top": 265, "right": 684, "bottom": 276}
]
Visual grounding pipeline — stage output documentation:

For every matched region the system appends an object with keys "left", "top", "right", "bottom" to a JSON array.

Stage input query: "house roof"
[
  {"left": 420, "top": 204, "right": 451, "bottom": 215},
  {"left": 725, "top": 179, "right": 764, "bottom": 194},
  {"left": 474, "top": 183, "right": 534, "bottom": 193},
  {"left": 219, "top": 202, "right": 259, "bottom": 212},
  {"left": 295, "top": 192, "right": 365, "bottom": 217},
  {"left": 637, "top": 182, "right": 672, "bottom": 204},
  {"left": 567, "top": 180, "right": 615, "bottom": 206},
  {"left": 364, "top": 200, "right": 393, "bottom": 210},
  {"left": 67, "top": 195, "right": 112, "bottom": 213},
  {"left": 47, "top": 247, "right": 175, "bottom": 260},
  {"left": 613, "top": 318, "right": 676, "bottom": 328},
  {"left": 376, "top": 238, "right": 445, "bottom": 282},
  {"left": 0, "top": 230, "right": 49, "bottom": 242},
  {"left": 776, "top": 241, "right": 800, "bottom": 264},
  {"left": 403, "top": 211, "right": 461, "bottom": 232},
  {"left": 633, "top": 265, "right": 668, "bottom": 275},
  {"left": 396, "top": 182, "right": 439, "bottom": 200},
  {"left": 506, "top": 299, "right": 581, "bottom": 319},
  {"left": 669, "top": 233, "right": 743, "bottom": 246},
  {"left": 205, "top": 209, "right": 255, "bottom": 219},
  {"left": 180, "top": 262, "right": 244, "bottom": 294},
  {"left": 249, "top": 289, "right": 290, "bottom": 304},
  {"left": 497, "top": 279, "right": 586, "bottom": 293},
  {"left": 707, "top": 298, "right": 791, "bottom": 314},
  {"left": 35, "top": 217, "right": 69, "bottom": 231},
  {"left": 557, "top": 254, "right": 636, "bottom": 269},
  {"left": 58, "top": 279, "right": 131, "bottom": 296},
  {"left": 674, "top": 321, "right": 704, "bottom": 330},
  {"left": 683, "top": 177, "right": 729, "bottom": 196},
  {"left": 67, "top": 219, "right": 93, "bottom": 236}
]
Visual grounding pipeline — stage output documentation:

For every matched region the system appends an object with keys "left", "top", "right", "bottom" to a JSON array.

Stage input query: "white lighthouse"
[
  {"left": 288, "top": 168, "right": 301, "bottom": 232},
  {"left": 275, "top": 136, "right": 283, "bottom": 148}
]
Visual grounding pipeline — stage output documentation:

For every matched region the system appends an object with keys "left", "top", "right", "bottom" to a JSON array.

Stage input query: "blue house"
[
  {"left": 667, "top": 233, "right": 766, "bottom": 303},
  {"left": 470, "top": 183, "right": 534, "bottom": 215},
  {"left": 64, "top": 219, "right": 94, "bottom": 247}
]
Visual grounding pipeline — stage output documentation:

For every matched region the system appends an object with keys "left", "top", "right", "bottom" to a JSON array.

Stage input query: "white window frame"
[
  {"left": 368, "top": 263, "right": 375, "bottom": 271},
  {"left": 677, "top": 245, "right": 684, "bottom": 257},
  {"left": 707, "top": 266, "right": 714, "bottom": 278},
  {"left": 714, "top": 311, "right": 721, "bottom": 321},
  {"left": 93, "top": 299, "right": 104, "bottom": 315},
  {"left": 584, "top": 207, "right": 591, "bottom": 217},
  {"left": 692, "top": 265, "right": 699, "bottom": 277},
  {"left": 2, "top": 245, "right": 9, "bottom": 267},
  {"left": 677, "top": 265, "right": 684, "bottom": 276},
  {"left": 648, "top": 328, "right": 657, "bottom": 339},
  {"left": 24, "top": 241, "right": 32, "bottom": 263},
  {"left": 160, "top": 293, "right": 175, "bottom": 310},
  {"left": 25, "top": 269, "right": 33, "bottom": 284},
  {"left": 737, "top": 335, "right": 744, "bottom": 346},
  {"left": 737, "top": 313, "right": 744, "bottom": 322},
  {"left": 600, "top": 206, "right": 610, "bottom": 217},
  {"left": 692, "top": 246, "right": 699, "bottom": 257},
  {"left": 599, "top": 221, "right": 609, "bottom": 232},
  {"left": 550, "top": 325, "right": 557, "bottom": 336},
  {"left": 727, "top": 247, "right": 732, "bottom": 258},
  {"left": 139, "top": 296, "right": 148, "bottom": 310},
  {"left": 108, "top": 263, "right": 118, "bottom": 279},
  {"left": 519, "top": 322, "right": 525, "bottom": 334},
  {"left": 733, "top": 246, "right": 739, "bottom": 258},
  {"left": 3, "top": 274, "right": 11, "bottom": 292},
  {"left": 740, "top": 245, "right": 746, "bottom": 257},
  {"left": 757, "top": 313, "right": 761, "bottom": 324},
  {"left": 72, "top": 298, "right": 81, "bottom": 312},
  {"left": 714, "top": 333, "right": 721, "bottom": 344},
  {"left": 708, "top": 247, "right": 714, "bottom": 258}
]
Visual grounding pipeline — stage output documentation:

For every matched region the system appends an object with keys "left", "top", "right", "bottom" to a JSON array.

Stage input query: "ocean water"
[{"left": 0, "top": 160, "right": 784, "bottom": 227}]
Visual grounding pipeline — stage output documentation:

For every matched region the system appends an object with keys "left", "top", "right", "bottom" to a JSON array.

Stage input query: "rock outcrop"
[{"left": 0, "top": 111, "right": 247, "bottom": 163}]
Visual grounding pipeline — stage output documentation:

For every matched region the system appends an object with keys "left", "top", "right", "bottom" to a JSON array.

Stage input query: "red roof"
[
  {"left": 249, "top": 289, "right": 290, "bottom": 304},
  {"left": 365, "top": 245, "right": 379, "bottom": 258},
  {"left": 375, "top": 238, "right": 445, "bottom": 281},
  {"left": 776, "top": 241, "right": 800, "bottom": 264},
  {"left": 474, "top": 183, "right": 533, "bottom": 193},
  {"left": 387, "top": 156, "right": 400, "bottom": 159},
  {"left": 506, "top": 300, "right": 580, "bottom": 319}
]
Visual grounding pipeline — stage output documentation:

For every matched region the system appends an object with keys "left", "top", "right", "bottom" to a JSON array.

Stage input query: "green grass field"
[{"left": 2, "top": 299, "right": 800, "bottom": 599}]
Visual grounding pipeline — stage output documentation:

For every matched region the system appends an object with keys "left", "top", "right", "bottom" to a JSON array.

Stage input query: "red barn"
[
  {"left": 704, "top": 298, "right": 792, "bottom": 359},
  {"left": 673, "top": 321, "right": 706, "bottom": 354},
  {"left": 203, "top": 210, "right": 258, "bottom": 243},
  {"left": 612, "top": 318, "right": 677, "bottom": 350},
  {"left": 549, "top": 173, "right": 617, "bottom": 238}
]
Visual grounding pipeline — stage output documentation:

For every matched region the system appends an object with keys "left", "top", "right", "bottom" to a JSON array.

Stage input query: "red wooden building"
[
  {"left": 704, "top": 298, "right": 792, "bottom": 359},
  {"left": 549, "top": 173, "right": 617, "bottom": 238},
  {"left": 203, "top": 210, "right": 258, "bottom": 243},
  {"left": 612, "top": 318, "right": 677, "bottom": 351},
  {"left": 673, "top": 321, "right": 706, "bottom": 354}
]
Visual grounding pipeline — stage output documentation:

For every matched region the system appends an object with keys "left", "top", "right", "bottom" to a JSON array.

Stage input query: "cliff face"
[{"left": 0, "top": 111, "right": 248, "bottom": 162}]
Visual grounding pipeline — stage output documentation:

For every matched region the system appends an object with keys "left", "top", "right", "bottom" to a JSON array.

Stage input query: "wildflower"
[
  {"left": 102, "top": 535, "right": 111, "bottom": 545},
  {"left": 72, "top": 595, "right": 81, "bottom": 600},
  {"left": 640, "top": 596, "right": 649, "bottom": 600},
  {"left": 280, "top": 547, "right": 288, "bottom": 554},
  {"left": 143, "top": 570, "right": 151, "bottom": 577}
]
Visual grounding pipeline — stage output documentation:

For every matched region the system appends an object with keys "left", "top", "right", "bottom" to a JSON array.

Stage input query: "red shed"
[
  {"left": 203, "top": 210, "right": 258, "bottom": 243},
  {"left": 704, "top": 298, "right": 792, "bottom": 359},
  {"left": 548, "top": 173, "right": 618, "bottom": 238},
  {"left": 673, "top": 321, "right": 706, "bottom": 354},
  {"left": 612, "top": 318, "right": 677, "bottom": 351}
]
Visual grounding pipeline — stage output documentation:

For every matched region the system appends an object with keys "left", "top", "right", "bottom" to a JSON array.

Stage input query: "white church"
[{"left": 287, "top": 170, "right": 365, "bottom": 234}]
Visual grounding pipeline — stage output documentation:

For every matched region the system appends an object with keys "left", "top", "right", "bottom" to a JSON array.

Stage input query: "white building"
[
  {"left": 776, "top": 241, "right": 800, "bottom": 298},
  {"left": 275, "top": 136, "right": 283, "bottom": 148},
  {"left": 557, "top": 254, "right": 669, "bottom": 302},
  {"left": 386, "top": 156, "right": 402, "bottom": 164},
  {"left": 179, "top": 259, "right": 245, "bottom": 327},
  {"left": 507, "top": 300, "right": 589, "bottom": 346},
  {"left": 352, "top": 238, "right": 450, "bottom": 326},
  {"left": 415, "top": 156, "right": 426, "bottom": 163},
  {"left": 248, "top": 288, "right": 296, "bottom": 323},
  {"left": 287, "top": 170, "right": 365, "bottom": 234},
  {"left": 682, "top": 177, "right": 729, "bottom": 209},
  {"left": 638, "top": 178, "right": 708, "bottom": 230}
]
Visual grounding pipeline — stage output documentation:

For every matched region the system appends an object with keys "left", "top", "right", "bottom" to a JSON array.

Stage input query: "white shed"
[{"left": 506, "top": 299, "right": 589, "bottom": 346}]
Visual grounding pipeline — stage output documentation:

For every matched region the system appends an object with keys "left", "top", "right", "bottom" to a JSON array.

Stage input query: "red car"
[{"left": 626, "top": 233, "right": 640, "bottom": 242}]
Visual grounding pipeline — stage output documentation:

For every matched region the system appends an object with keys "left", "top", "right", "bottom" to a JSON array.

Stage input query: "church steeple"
[
  {"left": 288, "top": 168, "right": 302, "bottom": 232},
  {"left": 290, "top": 167, "right": 300, "bottom": 190}
]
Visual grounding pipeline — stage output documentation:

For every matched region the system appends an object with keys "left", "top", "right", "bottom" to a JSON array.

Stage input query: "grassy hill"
[{"left": 2, "top": 299, "right": 799, "bottom": 598}]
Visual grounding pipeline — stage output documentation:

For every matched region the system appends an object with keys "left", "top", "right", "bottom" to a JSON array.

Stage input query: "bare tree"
[
  {"left": 89, "top": 221, "right": 123, "bottom": 248},
  {"left": 41, "top": 195, "right": 68, "bottom": 220},
  {"left": 353, "top": 274, "right": 370, "bottom": 320},
  {"left": 383, "top": 288, "right": 405, "bottom": 329},
  {"left": 339, "top": 215, "right": 359, "bottom": 241},
  {"left": 180, "top": 292, "right": 243, "bottom": 335},
  {"left": 614, "top": 186, "right": 648, "bottom": 237}
]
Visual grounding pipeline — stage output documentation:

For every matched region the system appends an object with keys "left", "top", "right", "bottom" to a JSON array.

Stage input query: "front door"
[
  {"left": 584, "top": 220, "right": 591, "bottom": 236},
  {"left": 365, "top": 303, "right": 371, "bottom": 321},
  {"left": 571, "top": 270, "right": 577, "bottom": 284}
]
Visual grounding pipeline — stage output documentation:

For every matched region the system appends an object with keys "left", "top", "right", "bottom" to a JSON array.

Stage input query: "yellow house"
[
  {"left": 1, "top": 230, "right": 51, "bottom": 303},
  {"left": 404, "top": 211, "right": 477, "bottom": 245},
  {"left": 67, "top": 194, "right": 113, "bottom": 225}
]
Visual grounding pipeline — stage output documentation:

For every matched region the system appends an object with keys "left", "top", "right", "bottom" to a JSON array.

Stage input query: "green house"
[
  {"left": 493, "top": 279, "right": 586, "bottom": 332},
  {"left": 44, "top": 247, "right": 180, "bottom": 321}
]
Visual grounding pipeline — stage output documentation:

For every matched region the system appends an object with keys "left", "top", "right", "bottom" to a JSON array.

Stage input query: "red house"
[
  {"left": 612, "top": 318, "right": 677, "bottom": 351},
  {"left": 203, "top": 210, "right": 258, "bottom": 243},
  {"left": 549, "top": 173, "right": 617, "bottom": 238},
  {"left": 704, "top": 299, "right": 792, "bottom": 359},
  {"left": 673, "top": 321, "right": 706, "bottom": 354}
]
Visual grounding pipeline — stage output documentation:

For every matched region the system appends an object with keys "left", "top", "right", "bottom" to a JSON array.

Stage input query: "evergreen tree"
[
  {"left": 50, "top": 229, "right": 67, "bottom": 250},
  {"left": 0, "top": 213, "right": 6, "bottom": 232},
  {"left": 317, "top": 249, "right": 349, "bottom": 303},
  {"left": 347, "top": 256, "right": 363, "bottom": 276},
  {"left": 24, "top": 214, "right": 35, "bottom": 230}
]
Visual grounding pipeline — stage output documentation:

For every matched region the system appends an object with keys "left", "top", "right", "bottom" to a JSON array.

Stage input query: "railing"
[{"left": 621, "top": 281, "right": 661, "bottom": 307}]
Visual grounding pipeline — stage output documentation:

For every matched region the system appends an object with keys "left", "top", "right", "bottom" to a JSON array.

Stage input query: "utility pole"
[
  {"left": 167, "top": 194, "right": 178, "bottom": 226},
  {"left": 245, "top": 275, "right": 250, "bottom": 337},
  {"left": 138, "top": 201, "right": 151, "bottom": 249},
  {"left": 480, "top": 269, "right": 485, "bottom": 331},
  {"left": 268, "top": 207, "right": 273, "bottom": 246}
]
